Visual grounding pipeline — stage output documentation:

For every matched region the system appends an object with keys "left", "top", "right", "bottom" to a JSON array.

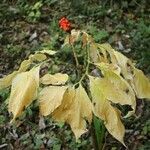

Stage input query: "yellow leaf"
[
  {"left": 0, "top": 71, "right": 18, "bottom": 90},
  {"left": 89, "top": 76, "right": 125, "bottom": 145},
  {"left": 29, "top": 53, "right": 47, "bottom": 62},
  {"left": 113, "top": 51, "right": 150, "bottom": 99},
  {"left": 95, "top": 62, "right": 121, "bottom": 75},
  {"left": 69, "top": 29, "right": 81, "bottom": 45},
  {"left": 39, "top": 86, "right": 68, "bottom": 116},
  {"left": 40, "top": 73, "right": 68, "bottom": 85},
  {"left": 89, "top": 43, "right": 101, "bottom": 63},
  {"left": 132, "top": 68, "right": 150, "bottom": 99},
  {"left": 63, "top": 30, "right": 81, "bottom": 46},
  {"left": 63, "top": 30, "right": 93, "bottom": 47},
  {"left": 52, "top": 85, "right": 93, "bottom": 139},
  {"left": 113, "top": 51, "right": 133, "bottom": 80},
  {"left": 89, "top": 43, "right": 117, "bottom": 64},
  {"left": 38, "top": 49, "right": 57, "bottom": 55},
  {"left": 8, "top": 66, "right": 40, "bottom": 121},
  {"left": 96, "top": 63, "right": 136, "bottom": 115},
  {"left": 18, "top": 59, "right": 32, "bottom": 72},
  {"left": 0, "top": 60, "right": 32, "bottom": 90},
  {"left": 97, "top": 43, "right": 117, "bottom": 64},
  {"left": 82, "top": 31, "right": 93, "bottom": 46},
  {"left": 52, "top": 87, "right": 75, "bottom": 121},
  {"left": 63, "top": 35, "right": 70, "bottom": 47}
]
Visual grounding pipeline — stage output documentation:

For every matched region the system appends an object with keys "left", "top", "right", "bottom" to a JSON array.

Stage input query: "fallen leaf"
[{"left": 39, "top": 115, "right": 46, "bottom": 130}]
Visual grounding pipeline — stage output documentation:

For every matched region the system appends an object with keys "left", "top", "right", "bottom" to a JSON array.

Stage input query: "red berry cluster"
[{"left": 59, "top": 17, "right": 71, "bottom": 32}]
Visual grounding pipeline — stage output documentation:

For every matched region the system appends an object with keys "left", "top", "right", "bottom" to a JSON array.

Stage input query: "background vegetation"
[{"left": 0, "top": 0, "right": 149, "bottom": 149}]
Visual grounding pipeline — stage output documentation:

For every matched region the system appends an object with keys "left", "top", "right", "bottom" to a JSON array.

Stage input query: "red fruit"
[{"left": 59, "top": 17, "right": 71, "bottom": 32}]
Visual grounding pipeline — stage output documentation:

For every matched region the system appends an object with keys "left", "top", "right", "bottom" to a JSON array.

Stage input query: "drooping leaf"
[
  {"left": 39, "top": 86, "right": 68, "bottom": 116},
  {"left": 0, "top": 59, "right": 32, "bottom": 90},
  {"left": 113, "top": 50, "right": 150, "bottom": 99},
  {"left": 38, "top": 49, "right": 57, "bottom": 55},
  {"left": 8, "top": 66, "right": 40, "bottom": 121},
  {"left": 95, "top": 62, "right": 121, "bottom": 75},
  {"left": 63, "top": 29, "right": 81, "bottom": 46},
  {"left": 82, "top": 31, "right": 93, "bottom": 46},
  {"left": 0, "top": 71, "right": 18, "bottom": 90},
  {"left": 132, "top": 68, "right": 150, "bottom": 99},
  {"left": 89, "top": 43, "right": 101, "bottom": 63},
  {"left": 95, "top": 63, "right": 136, "bottom": 116},
  {"left": 52, "top": 87, "right": 75, "bottom": 121},
  {"left": 89, "top": 43, "right": 117, "bottom": 64},
  {"left": 18, "top": 59, "right": 32, "bottom": 72},
  {"left": 69, "top": 29, "right": 81, "bottom": 45},
  {"left": 52, "top": 84, "right": 93, "bottom": 139},
  {"left": 29, "top": 53, "right": 47, "bottom": 62},
  {"left": 94, "top": 42, "right": 150, "bottom": 99},
  {"left": 113, "top": 50, "right": 133, "bottom": 80},
  {"left": 97, "top": 43, "right": 117, "bottom": 64},
  {"left": 0, "top": 52, "right": 47, "bottom": 91},
  {"left": 40, "top": 73, "right": 68, "bottom": 85},
  {"left": 89, "top": 76, "right": 125, "bottom": 145},
  {"left": 63, "top": 30, "right": 93, "bottom": 47}
]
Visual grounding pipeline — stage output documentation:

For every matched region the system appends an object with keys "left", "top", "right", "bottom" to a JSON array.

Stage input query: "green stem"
[
  {"left": 74, "top": 45, "right": 90, "bottom": 87},
  {"left": 71, "top": 45, "right": 79, "bottom": 68}
]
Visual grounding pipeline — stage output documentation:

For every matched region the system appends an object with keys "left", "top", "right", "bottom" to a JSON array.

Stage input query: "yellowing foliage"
[
  {"left": 8, "top": 66, "right": 40, "bottom": 121},
  {"left": 0, "top": 59, "right": 32, "bottom": 90},
  {"left": 0, "top": 52, "right": 47, "bottom": 90},
  {"left": 132, "top": 68, "right": 150, "bottom": 99},
  {"left": 39, "top": 86, "right": 68, "bottom": 116},
  {"left": 0, "top": 71, "right": 18, "bottom": 90},
  {"left": 89, "top": 76, "right": 125, "bottom": 145},
  {"left": 37, "top": 49, "right": 57, "bottom": 55},
  {"left": 29, "top": 53, "right": 47, "bottom": 62},
  {"left": 52, "top": 85, "right": 92, "bottom": 139},
  {"left": 0, "top": 30, "right": 150, "bottom": 146},
  {"left": 96, "top": 62, "right": 136, "bottom": 116},
  {"left": 104, "top": 45, "right": 150, "bottom": 99},
  {"left": 40, "top": 73, "right": 68, "bottom": 85}
]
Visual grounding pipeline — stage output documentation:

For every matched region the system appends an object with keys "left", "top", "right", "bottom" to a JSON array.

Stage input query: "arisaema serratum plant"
[{"left": 0, "top": 29, "right": 150, "bottom": 150}]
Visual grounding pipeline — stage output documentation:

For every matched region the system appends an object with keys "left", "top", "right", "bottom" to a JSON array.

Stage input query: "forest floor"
[{"left": 0, "top": 1, "right": 150, "bottom": 150}]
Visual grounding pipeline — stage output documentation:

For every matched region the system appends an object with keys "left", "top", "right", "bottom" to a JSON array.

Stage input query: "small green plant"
[
  {"left": 27, "top": 1, "right": 43, "bottom": 22},
  {"left": 17, "top": 1, "right": 43, "bottom": 22}
]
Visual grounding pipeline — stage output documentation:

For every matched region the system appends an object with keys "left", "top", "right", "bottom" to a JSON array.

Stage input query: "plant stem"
[
  {"left": 71, "top": 45, "right": 79, "bottom": 68},
  {"left": 73, "top": 45, "right": 90, "bottom": 87},
  {"left": 85, "top": 44, "right": 90, "bottom": 74}
]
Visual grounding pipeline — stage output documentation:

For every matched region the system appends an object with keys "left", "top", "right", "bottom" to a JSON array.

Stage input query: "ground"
[{"left": 0, "top": 1, "right": 150, "bottom": 150}]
